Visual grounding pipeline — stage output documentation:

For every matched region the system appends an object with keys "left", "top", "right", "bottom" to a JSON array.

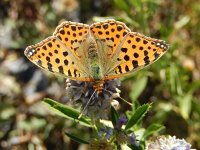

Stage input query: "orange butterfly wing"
[
  {"left": 104, "top": 32, "right": 168, "bottom": 80},
  {"left": 90, "top": 19, "right": 131, "bottom": 57},
  {"left": 24, "top": 36, "right": 92, "bottom": 81},
  {"left": 53, "top": 21, "right": 89, "bottom": 59}
]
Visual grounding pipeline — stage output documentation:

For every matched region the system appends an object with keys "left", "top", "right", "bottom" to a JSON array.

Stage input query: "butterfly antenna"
[
  {"left": 78, "top": 90, "right": 97, "bottom": 119},
  {"left": 103, "top": 89, "right": 133, "bottom": 106}
]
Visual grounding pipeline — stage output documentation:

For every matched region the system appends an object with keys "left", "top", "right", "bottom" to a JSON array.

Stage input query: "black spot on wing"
[
  {"left": 37, "top": 60, "right": 42, "bottom": 66},
  {"left": 136, "top": 37, "right": 141, "bottom": 42},
  {"left": 124, "top": 55, "right": 130, "bottom": 61},
  {"left": 98, "top": 31, "right": 103, "bottom": 35},
  {"left": 63, "top": 51, "right": 68, "bottom": 56},
  {"left": 144, "top": 50, "right": 148, "bottom": 56},
  {"left": 117, "top": 66, "right": 122, "bottom": 74},
  {"left": 71, "top": 26, "right": 76, "bottom": 31},
  {"left": 55, "top": 58, "right": 60, "bottom": 64},
  {"left": 47, "top": 42, "right": 52, "bottom": 47},
  {"left": 154, "top": 52, "right": 160, "bottom": 61},
  {"left": 58, "top": 66, "right": 64, "bottom": 74},
  {"left": 73, "top": 33, "right": 76, "bottom": 37},
  {"left": 117, "top": 26, "right": 123, "bottom": 31},
  {"left": 132, "top": 60, "right": 138, "bottom": 68},
  {"left": 64, "top": 59, "right": 68, "bottom": 65},
  {"left": 132, "top": 45, "right": 136, "bottom": 49},
  {"left": 42, "top": 45, "right": 47, "bottom": 50},
  {"left": 125, "top": 65, "right": 129, "bottom": 72},
  {"left": 74, "top": 69, "right": 77, "bottom": 77},
  {"left": 103, "top": 24, "right": 108, "bottom": 29},
  {"left": 46, "top": 56, "right": 50, "bottom": 62},
  {"left": 68, "top": 70, "right": 72, "bottom": 76},
  {"left": 121, "top": 48, "right": 128, "bottom": 53},
  {"left": 139, "top": 46, "right": 143, "bottom": 50},
  {"left": 143, "top": 40, "right": 148, "bottom": 44},
  {"left": 144, "top": 56, "right": 150, "bottom": 65},
  {"left": 60, "top": 30, "right": 65, "bottom": 35},
  {"left": 133, "top": 53, "right": 139, "bottom": 58},
  {"left": 49, "top": 52, "right": 53, "bottom": 56},
  {"left": 47, "top": 62, "right": 53, "bottom": 72},
  {"left": 54, "top": 49, "right": 58, "bottom": 54}
]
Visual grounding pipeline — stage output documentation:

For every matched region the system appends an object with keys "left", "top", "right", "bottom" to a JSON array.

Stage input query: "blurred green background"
[{"left": 0, "top": 0, "right": 200, "bottom": 149}]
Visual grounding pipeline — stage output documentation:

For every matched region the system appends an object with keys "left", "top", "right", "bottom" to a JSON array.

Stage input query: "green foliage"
[
  {"left": 110, "top": 106, "right": 119, "bottom": 127},
  {"left": 125, "top": 104, "right": 151, "bottom": 130},
  {"left": 44, "top": 97, "right": 164, "bottom": 149},
  {"left": 43, "top": 98, "right": 91, "bottom": 127},
  {"left": 130, "top": 76, "right": 148, "bottom": 101},
  {"left": 142, "top": 124, "right": 165, "bottom": 140},
  {"left": 65, "top": 132, "right": 90, "bottom": 144}
]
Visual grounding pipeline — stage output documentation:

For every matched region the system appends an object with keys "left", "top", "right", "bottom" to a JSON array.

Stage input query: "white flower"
[{"left": 146, "top": 136, "right": 195, "bottom": 150}]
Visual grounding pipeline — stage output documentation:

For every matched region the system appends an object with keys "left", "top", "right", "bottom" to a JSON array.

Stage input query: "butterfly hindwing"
[{"left": 24, "top": 36, "right": 91, "bottom": 81}]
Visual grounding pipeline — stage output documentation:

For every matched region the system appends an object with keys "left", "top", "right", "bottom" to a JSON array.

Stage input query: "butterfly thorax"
[{"left": 87, "top": 33, "right": 103, "bottom": 81}]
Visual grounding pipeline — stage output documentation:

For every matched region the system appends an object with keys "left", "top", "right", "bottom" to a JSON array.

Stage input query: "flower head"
[
  {"left": 115, "top": 114, "right": 128, "bottom": 130},
  {"left": 65, "top": 79, "right": 121, "bottom": 119},
  {"left": 146, "top": 136, "right": 194, "bottom": 150},
  {"left": 128, "top": 133, "right": 139, "bottom": 147},
  {"left": 98, "top": 127, "right": 113, "bottom": 140}
]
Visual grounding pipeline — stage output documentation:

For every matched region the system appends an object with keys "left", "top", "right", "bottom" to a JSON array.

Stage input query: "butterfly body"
[
  {"left": 86, "top": 32, "right": 104, "bottom": 81},
  {"left": 24, "top": 19, "right": 168, "bottom": 93}
]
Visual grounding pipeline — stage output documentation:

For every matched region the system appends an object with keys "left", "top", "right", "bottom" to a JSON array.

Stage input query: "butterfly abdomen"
[{"left": 93, "top": 81, "right": 104, "bottom": 94}]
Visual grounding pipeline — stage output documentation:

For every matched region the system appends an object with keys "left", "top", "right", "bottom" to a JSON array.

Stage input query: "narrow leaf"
[
  {"left": 65, "top": 132, "right": 89, "bottom": 144},
  {"left": 43, "top": 98, "right": 91, "bottom": 127},
  {"left": 114, "top": 0, "right": 130, "bottom": 12},
  {"left": 111, "top": 106, "right": 119, "bottom": 127},
  {"left": 128, "top": 144, "right": 143, "bottom": 150},
  {"left": 142, "top": 124, "right": 165, "bottom": 139},
  {"left": 193, "top": 99, "right": 200, "bottom": 116},
  {"left": 125, "top": 104, "right": 151, "bottom": 130},
  {"left": 177, "top": 93, "right": 192, "bottom": 119},
  {"left": 130, "top": 76, "right": 148, "bottom": 101}
]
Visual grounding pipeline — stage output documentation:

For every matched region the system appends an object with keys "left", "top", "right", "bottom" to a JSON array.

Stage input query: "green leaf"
[
  {"left": 142, "top": 124, "right": 165, "bottom": 139},
  {"left": 193, "top": 98, "right": 200, "bottom": 116},
  {"left": 130, "top": 76, "right": 148, "bottom": 101},
  {"left": 114, "top": 0, "right": 130, "bottom": 13},
  {"left": 169, "top": 63, "right": 182, "bottom": 95},
  {"left": 110, "top": 106, "right": 119, "bottom": 127},
  {"left": 43, "top": 98, "right": 91, "bottom": 127},
  {"left": 129, "top": 0, "right": 142, "bottom": 10},
  {"left": 125, "top": 104, "right": 151, "bottom": 130},
  {"left": 65, "top": 132, "right": 89, "bottom": 144},
  {"left": 128, "top": 144, "right": 143, "bottom": 150},
  {"left": 177, "top": 93, "right": 192, "bottom": 119}
]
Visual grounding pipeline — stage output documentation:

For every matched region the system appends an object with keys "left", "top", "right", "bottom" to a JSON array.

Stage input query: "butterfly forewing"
[
  {"left": 24, "top": 36, "right": 91, "bottom": 81},
  {"left": 104, "top": 32, "right": 168, "bottom": 80},
  {"left": 53, "top": 21, "right": 89, "bottom": 59},
  {"left": 90, "top": 19, "right": 131, "bottom": 57}
]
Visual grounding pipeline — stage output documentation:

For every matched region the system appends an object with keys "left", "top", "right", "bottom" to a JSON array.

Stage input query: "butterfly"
[{"left": 24, "top": 19, "right": 168, "bottom": 93}]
